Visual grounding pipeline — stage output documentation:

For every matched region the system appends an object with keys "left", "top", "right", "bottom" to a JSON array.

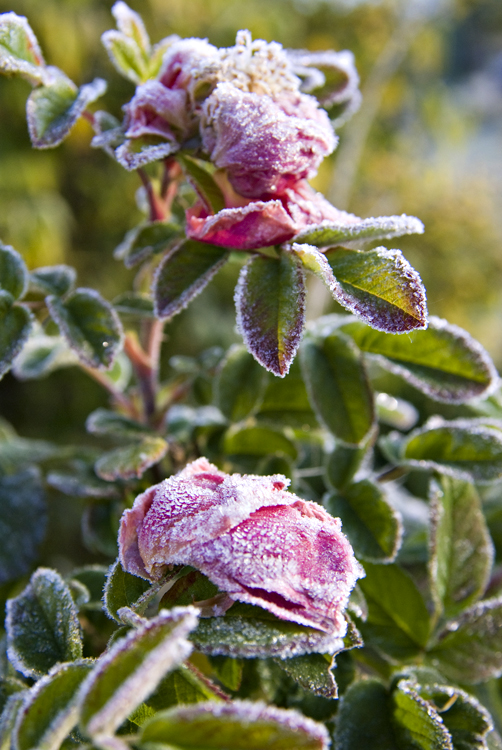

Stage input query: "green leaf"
[
  {"left": 86, "top": 408, "right": 153, "bottom": 439},
  {"left": 179, "top": 156, "right": 225, "bottom": 214},
  {"left": 191, "top": 605, "right": 347, "bottom": 659},
  {"left": 416, "top": 683, "right": 493, "bottom": 750},
  {"left": 78, "top": 607, "right": 198, "bottom": 739},
  {"left": 12, "top": 332, "right": 77, "bottom": 380},
  {"left": 0, "top": 436, "right": 61, "bottom": 473},
  {"left": 300, "top": 330, "right": 374, "bottom": 445},
  {"left": 14, "top": 660, "right": 93, "bottom": 750},
  {"left": 0, "top": 242, "right": 28, "bottom": 300},
  {"left": 325, "top": 442, "right": 371, "bottom": 490},
  {"left": 29, "top": 265, "right": 76, "bottom": 297},
  {"left": 129, "top": 664, "right": 223, "bottom": 726},
  {"left": 47, "top": 288, "right": 123, "bottom": 370},
  {"left": 375, "top": 391, "right": 419, "bottom": 430},
  {"left": 0, "top": 693, "right": 26, "bottom": 750},
  {"left": 294, "top": 214, "right": 424, "bottom": 248},
  {"left": 222, "top": 425, "right": 297, "bottom": 461},
  {"left": 94, "top": 436, "right": 168, "bottom": 481},
  {"left": 0, "top": 468, "right": 46, "bottom": 585},
  {"left": 47, "top": 460, "right": 119, "bottom": 499},
  {"left": 429, "top": 476, "right": 494, "bottom": 621},
  {"left": 273, "top": 654, "right": 337, "bottom": 698},
  {"left": 140, "top": 700, "right": 330, "bottom": 749},
  {"left": 27, "top": 72, "right": 106, "bottom": 149},
  {"left": 70, "top": 566, "right": 108, "bottom": 611},
  {"left": 214, "top": 344, "right": 267, "bottom": 422},
  {"left": 339, "top": 315, "right": 497, "bottom": 403},
  {"left": 101, "top": 2, "right": 151, "bottom": 84},
  {"left": 325, "top": 480, "right": 402, "bottom": 563},
  {"left": 114, "top": 221, "right": 181, "bottom": 269},
  {"left": 381, "top": 418, "right": 502, "bottom": 483},
  {"left": 428, "top": 597, "right": 502, "bottom": 684},
  {"left": 392, "top": 679, "right": 453, "bottom": 750},
  {"left": 103, "top": 560, "right": 157, "bottom": 622},
  {"left": 0, "top": 293, "right": 32, "bottom": 379},
  {"left": 113, "top": 292, "right": 155, "bottom": 318},
  {"left": 0, "top": 12, "right": 45, "bottom": 85},
  {"left": 235, "top": 252, "right": 306, "bottom": 377},
  {"left": 256, "top": 357, "right": 316, "bottom": 428},
  {"left": 208, "top": 657, "right": 244, "bottom": 692},
  {"left": 6, "top": 568, "right": 82, "bottom": 679},
  {"left": 295, "top": 244, "right": 427, "bottom": 333},
  {"left": 358, "top": 562, "right": 431, "bottom": 661},
  {"left": 335, "top": 679, "right": 398, "bottom": 750},
  {"left": 154, "top": 240, "right": 229, "bottom": 321},
  {"left": 160, "top": 569, "right": 219, "bottom": 610}
]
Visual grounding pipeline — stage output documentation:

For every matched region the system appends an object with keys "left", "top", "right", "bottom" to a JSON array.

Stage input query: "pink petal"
[
  {"left": 124, "top": 81, "right": 189, "bottom": 139},
  {"left": 118, "top": 459, "right": 363, "bottom": 633},
  {"left": 186, "top": 200, "right": 298, "bottom": 250},
  {"left": 201, "top": 83, "right": 336, "bottom": 198}
]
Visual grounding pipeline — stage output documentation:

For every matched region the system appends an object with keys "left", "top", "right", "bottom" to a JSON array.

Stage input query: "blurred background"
[{"left": 0, "top": 0, "right": 501, "bottom": 442}]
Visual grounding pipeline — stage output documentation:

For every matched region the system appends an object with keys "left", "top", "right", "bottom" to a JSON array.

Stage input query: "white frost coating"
[
  {"left": 114, "top": 139, "right": 179, "bottom": 171},
  {"left": 294, "top": 214, "right": 425, "bottom": 247},
  {"left": 110, "top": 1, "right": 150, "bottom": 50},
  {"left": 78, "top": 606, "right": 198, "bottom": 738},
  {"left": 0, "top": 12, "right": 47, "bottom": 85},
  {"left": 396, "top": 680, "right": 453, "bottom": 750},
  {"left": 149, "top": 700, "right": 331, "bottom": 749}
]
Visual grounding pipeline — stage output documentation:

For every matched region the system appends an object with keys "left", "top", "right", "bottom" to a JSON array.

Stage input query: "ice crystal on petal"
[{"left": 119, "top": 458, "right": 363, "bottom": 634}]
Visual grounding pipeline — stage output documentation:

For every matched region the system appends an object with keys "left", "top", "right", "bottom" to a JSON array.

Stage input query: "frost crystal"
[{"left": 119, "top": 457, "right": 363, "bottom": 634}]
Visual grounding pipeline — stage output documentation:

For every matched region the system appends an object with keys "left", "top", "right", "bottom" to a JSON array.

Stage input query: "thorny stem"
[{"left": 82, "top": 365, "right": 140, "bottom": 419}]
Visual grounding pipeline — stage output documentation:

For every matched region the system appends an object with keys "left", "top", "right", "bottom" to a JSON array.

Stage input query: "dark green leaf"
[
  {"left": 29, "top": 265, "right": 76, "bottom": 297},
  {"left": 416, "top": 683, "right": 493, "bottom": 750},
  {"left": 191, "top": 605, "right": 347, "bottom": 659},
  {"left": 257, "top": 357, "right": 316, "bottom": 428},
  {"left": 0, "top": 435, "right": 61, "bottom": 473},
  {"left": 0, "top": 692, "right": 26, "bottom": 750},
  {"left": 325, "top": 480, "right": 402, "bottom": 562},
  {"left": 114, "top": 221, "right": 181, "bottom": 268},
  {"left": 0, "top": 12, "right": 45, "bottom": 84},
  {"left": 78, "top": 607, "right": 198, "bottom": 738},
  {"left": 6, "top": 568, "right": 82, "bottom": 679},
  {"left": 14, "top": 660, "right": 93, "bottom": 750},
  {"left": 140, "top": 700, "right": 330, "bottom": 749},
  {"left": 112, "top": 292, "right": 155, "bottom": 318},
  {"left": 70, "top": 566, "right": 108, "bottom": 611},
  {"left": 381, "top": 418, "right": 502, "bottom": 483},
  {"left": 339, "top": 316, "right": 497, "bottom": 403},
  {"left": 214, "top": 345, "right": 267, "bottom": 422},
  {"left": 325, "top": 442, "right": 370, "bottom": 490},
  {"left": 300, "top": 330, "right": 374, "bottom": 445},
  {"left": 358, "top": 562, "right": 431, "bottom": 661},
  {"left": 103, "top": 560, "right": 156, "bottom": 622},
  {"left": 223, "top": 425, "right": 297, "bottom": 460},
  {"left": 429, "top": 476, "right": 493, "bottom": 620},
  {"left": 154, "top": 239, "right": 229, "bottom": 320},
  {"left": 273, "top": 654, "right": 337, "bottom": 698},
  {"left": 47, "top": 288, "right": 123, "bottom": 370},
  {"left": 47, "top": 460, "right": 119, "bottom": 499},
  {"left": 0, "top": 677, "right": 25, "bottom": 716},
  {"left": 335, "top": 679, "right": 398, "bottom": 750},
  {"left": 12, "top": 333, "right": 77, "bottom": 380},
  {"left": 94, "top": 436, "right": 168, "bottom": 481},
  {"left": 81, "top": 502, "right": 120, "bottom": 557},
  {"left": 0, "top": 468, "right": 46, "bottom": 585},
  {"left": 179, "top": 155, "right": 225, "bottom": 214},
  {"left": 235, "top": 252, "right": 306, "bottom": 377},
  {"left": 392, "top": 679, "right": 453, "bottom": 750},
  {"left": 27, "top": 73, "right": 106, "bottom": 149},
  {"left": 0, "top": 293, "right": 32, "bottom": 379},
  {"left": 428, "top": 598, "right": 502, "bottom": 683},
  {"left": 160, "top": 569, "right": 219, "bottom": 610},
  {"left": 129, "top": 664, "right": 223, "bottom": 726},
  {"left": 86, "top": 408, "right": 153, "bottom": 439},
  {"left": 209, "top": 657, "right": 244, "bottom": 692},
  {"left": 0, "top": 242, "right": 28, "bottom": 300},
  {"left": 294, "top": 214, "right": 424, "bottom": 248}
]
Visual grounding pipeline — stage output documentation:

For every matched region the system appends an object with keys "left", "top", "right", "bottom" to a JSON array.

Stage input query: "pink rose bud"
[{"left": 119, "top": 458, "right": 363, "bottom": 636}]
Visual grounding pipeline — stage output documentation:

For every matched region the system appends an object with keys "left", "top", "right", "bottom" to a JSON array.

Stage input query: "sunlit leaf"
[
  {"left": 273, "top": 654, "right": 337, "bottom": 698},
  {"left": 294, "top": 214, "right": 424, "bottom": 248},
  {"left": 392, "top": 679, "right": 453, "bottom": 750},
  {"left": 0, "top": 12, "right": 45, "bottom": 85}
]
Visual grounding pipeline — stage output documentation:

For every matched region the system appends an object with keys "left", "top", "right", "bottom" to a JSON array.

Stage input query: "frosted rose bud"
[{"left": 119, "top": 458, "right": 363, "bottom": 635}]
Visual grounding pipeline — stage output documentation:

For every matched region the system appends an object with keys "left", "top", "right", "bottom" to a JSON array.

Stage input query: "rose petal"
[{"left": 186, "top": 200, "right": 298, "bottom": 250}]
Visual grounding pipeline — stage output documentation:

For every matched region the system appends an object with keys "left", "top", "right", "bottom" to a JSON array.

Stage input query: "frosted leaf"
[
  {"left": 111, "top": 2, "right": 150, "bottom": 52},
  {"left": 234, "top": 252, "right": 306, "bottom": 376},
  {"left": 0, "top": 12, "right": 46, "bottom": 85},
  {"left": 119, "top": 458, "right": 363, "bottom": 635},
  {"left": 294, "top": 214, "right": 424, "bottom": 248},
  {"left": 114, "top": 138, "right": 179, "bottom": 171}
]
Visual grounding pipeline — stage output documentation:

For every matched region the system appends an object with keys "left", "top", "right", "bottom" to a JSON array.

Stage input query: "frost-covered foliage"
[{"left": 1, "top": 4, "right": 502, "bottom": 750}]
